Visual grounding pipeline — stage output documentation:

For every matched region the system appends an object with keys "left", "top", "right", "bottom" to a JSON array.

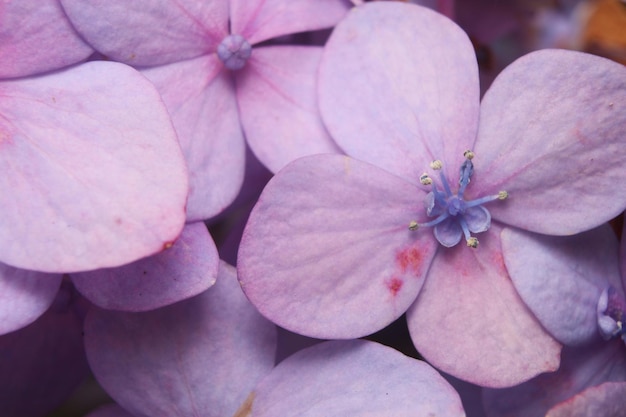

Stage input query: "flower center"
[
  {"left": 408, "top": 150, "right": 507, "bottom": 248},
  {"left": 217, "top": 34, "right": 252, "bottom": 70},
  {"left": 597, "top": 286, "right": 626, "bottom": 343}
]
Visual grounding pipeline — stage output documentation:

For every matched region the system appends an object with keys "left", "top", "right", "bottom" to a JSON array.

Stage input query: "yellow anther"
[
  {"left": 430, "top": 160, "right": 443, "bottom": 170},
  {"left": 498, "top": 191, "right": 509, "bottom": 200},
  {"left": 463, "top": 150, "right": 475, "bottom": 160},
  {"left": 408, "top": 220, "right": 419, "bottom": 231},
  {"left": 466, "top": 237, "right": 479, "bottom": 248},
  {"left": 420, "top": 173, "right": 432, "bottom": 185}
]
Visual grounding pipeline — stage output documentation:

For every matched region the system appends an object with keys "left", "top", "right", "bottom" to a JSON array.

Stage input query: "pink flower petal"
[
  {"left": 141, "top": 55, "right": 245, "bottom": 221},
  {"left": 318, "top": 2, "right": 480, "bottom": 185},
  {"left": 0, "top": 62, "right": 188, "bottom": 272},
  {"left": 0, "top": 0, "right": 93, "bottom": 78},
  {"left": 546, "top": 381, "right": 626, "bottom": 417},
  {"left": 484, "top": 340, "right": 626, "bottom": 417},
  {"left": 72, "top": 222, "right": 218, "bottom": 312},
  {"left": 475, "top": 49, "right": 626, "bottom": 235},
  {"left": 0, "top": 263, "right": 61, "bottom": 335},
  {"left": 407, "top": 223, "right": 562, "bottom": 388},
  {"left": 251, "top": 340, "right": 466, "bottom": 417},
  {"left": 502, "top": 225, "right": 622, "bottom": 346},
  {"left": 86, "top": 404, "right": 135, "bottom": 417},
  {"left": 84, "top": 261, "right": 276, "bottom": 417},
  {"left": 230, "top": 0, "right": 350, "bottom": 45},
  {"left": 60, "top": 0, "right": 229, "bottom": 66},
  {"left": 236, "top": 46, "right": 341, "bottom": 173},
  {"left": 238, "top": 154, "right": 438, "bottom": 339}
]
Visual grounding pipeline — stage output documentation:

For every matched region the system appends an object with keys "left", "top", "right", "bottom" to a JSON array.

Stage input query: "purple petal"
[
  {"left": 501, "top": 225, "right": 622, "bottom": 346},
  {"left": 238, "top": 154, "right": 438, "bottom": 339},
  {"left": 84, "top": 261, "right": 277, "bottom": 417},
  {"left": 474, "top": 49, "right": 626, "bottom": 235},
  {"left": 407, "top": 223, "right": 561, "bottom": 388},
  {"left": 236, "top": 46, "right": 341, "bottom": 173},
  {"left": 318, "top": 2, "right": 480, "bottom": 184},
  {"left": 141, "top": 55, "right": 245, "bottom": 221},
  {"left": 434, "top": 217, "right": 463, "bottom": 247},
  {"left": 0, "top": 283, "right": 89, "bottom": 417},
  {"left": 0, "top": 1, "right": 93, "bottom": 78},
  {"left": 546, "top": 381, "right": 626, "bottom": 417},
  {"left": 0, "top": 62, "right": 188, "bottom": 272},
  {"left": 60, "top": 0, "right": 228, "bottom": 66},
  {"left": 466, "top": 205, "right": 491, "bottom": 233},
  {"left": 72, "top": 222, "right": 218, "bottom": 312},
  {"left": 0, "top": 263, "right": 61, "bottom": 335},
  {"left": 230, "top": 0, "right": 350, "bottom": 45},
  {"left": 251, "top": 340, "right": 466, "bottom": 417},
  {"left": 483, "top": 340, "right": 626, "bottom": 417},
  {"left": 621, "top": 221, "right": 626, "bottom": 285}
]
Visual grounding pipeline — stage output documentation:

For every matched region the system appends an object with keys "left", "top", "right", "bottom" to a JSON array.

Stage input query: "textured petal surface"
[
  {"left": 0, "top": 62, "right": 188, "bottom": 272},
  {"left": 72, "top": 222, "right": 218, "bottom": 312},
  {"left": 142, "top": 55, "right": 245, "bottom": 221},
  {"left": 238, "top": 154, "right": 438, "bottom": 339},
  {"left": 318, "top": 2, "right": 480, "bottom": 185},
  {"left": 0, "top": 263, "right": 61, "bottom": 335},
  {"left": 407, "top": 223, "right": 562, "bottom": 388},
  {"left": 251, "top": 340, "right": 466, "bottom": 417},
  {"left": 502, "top": 225, "right": 622, "bottom": 346},
  {"left": 0, "top": 0, "right": 93, "bottom": 78},
  {"left": 483, "top": 340, "right": 626, "bottom": 417},
  {"left": 546, "top": 381, "right": 626, "bottom": 417},
  {"left": 0, "top": 283, "right": 89, "bottom": 417},
  {"left": 85, "top": 261, "right": 277, "bottom": 417},
  {"left": 475, "top": 49, "right": 626, "bottom": 235},
  {"left": 236, "top": 46, "right": 341, "bottom": 173},
  {"left": 60, "top": 0, "right": 228, "bottom": 66},
  {"left": 230, "top": 0, "right": 350, "bottom": 45}
]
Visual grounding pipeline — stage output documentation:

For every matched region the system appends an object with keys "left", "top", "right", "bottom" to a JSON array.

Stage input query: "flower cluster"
[{"left": 1, "top": 0, "right": 625, "bottom": 416}]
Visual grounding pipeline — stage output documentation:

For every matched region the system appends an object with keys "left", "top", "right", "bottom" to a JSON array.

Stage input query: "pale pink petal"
[
  {"left": 475, "top": 49, "right": 626, "bottom": 235},
  {"left": 0, "top": 62, "right": 188, "bottom": 272},
  {"left": 60, "top": 0, "right": 229, "bottom": 66},
  {"left": 251, "top": 340, "right": 466, "bottom": 417},
  {"left": 502, "top": 225, "right": 622, "bottom": 346},
  {"left": 0, "top": 0, "right": 93, "bottom": 78},
  {"left": 141, "top": 55, "right": 245, "bottom": 221},
  {"left": 71, "top": 222, "right": 218, "bottom": 312},
  {"left": 318, "top": 2, "right": 480, "bottom": 184},
  {"left": 407, "top": 223, "right": 562, "bottom": 388},
  {"left": 0, "top": 263, "right": 61, "bottom": 335},
  {"left": 238, "top": 154, "right": 438, "bottom": 339},
  {"left": 84, "top": 261, "right": 276, "bottom": 417},
  {"left": 230, "top": 0, "right": 350, "bottom": 45},
  {"left": 547, "top": 382, "right": 626, "bottom": 417},
  {"left": 236, "top": 46, "right": 341, "bottom": 173}
]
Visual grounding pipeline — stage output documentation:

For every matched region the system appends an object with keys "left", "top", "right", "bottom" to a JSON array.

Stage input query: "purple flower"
[
  {"left": 59, "top": 0, "right": 350, "bottom": 221},
  {"left": 83, "top": 261, "right": 466, "bottom": 417},
  {"left": 238, "top": 2, "right": 626, "bottom": 387},
  {"left": 482, "top": 222, "right": 626, "bottom": 415}
]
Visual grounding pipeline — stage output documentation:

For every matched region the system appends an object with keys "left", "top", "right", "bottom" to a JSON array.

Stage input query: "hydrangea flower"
[
  {"left": 238, "top": 2, "right": 626, "bottom": 387},
  {"left": 482, "top": 222, "right": 626, "bottom": 416},
  {"left": 59, "top": 0, "right": 350, "bottom": 221},
  {"left": 83, "top": 261, "right": 465, "bottom": 417}
]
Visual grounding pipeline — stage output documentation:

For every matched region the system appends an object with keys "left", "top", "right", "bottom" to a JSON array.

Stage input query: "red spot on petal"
[
  {"left": 396, "top": 246, "right": 424, "bottom": 275},
  {"left": 163, "top": 241, "right": 174, "bottom": 250},
  {"left": 386, "top": 277, "right": 404, "bottom": 297}
]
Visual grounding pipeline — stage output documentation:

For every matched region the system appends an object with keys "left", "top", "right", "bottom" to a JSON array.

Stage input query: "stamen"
[
  {"left": 408, "top": 220, "right": 419, "bottom": 231},
  {"left": 465, "top": 192, "right": 508, "bottom": 208},
  {"left": 463, "top": 150, "right": 475, "bottom": 160},
  {"left": 430, "top": 160, "right": 443, "bottom": 170},
  {"left": 420, "top": 174, "right": 432, "bottom": 185},
  {"left": 466, "top": 237, "right": 478, "bottom": 248},
  {"left": 498, "top": 191, "right": 508, "bottom": 200}
]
